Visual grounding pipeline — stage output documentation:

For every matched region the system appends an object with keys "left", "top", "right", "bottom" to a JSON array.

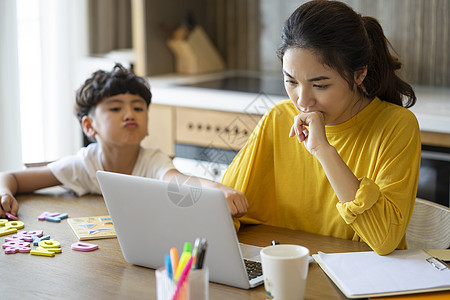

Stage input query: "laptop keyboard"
[{"left": 244, "top": 259, "right": 263, "bottom": 280}]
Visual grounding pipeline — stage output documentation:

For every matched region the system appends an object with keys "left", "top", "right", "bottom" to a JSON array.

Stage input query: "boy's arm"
[
  {"left": 0, "top": 166, "right": 61, "bottom": 217},
  {"left": 163, "top": 169, "right": 248, "bottom": 218}
]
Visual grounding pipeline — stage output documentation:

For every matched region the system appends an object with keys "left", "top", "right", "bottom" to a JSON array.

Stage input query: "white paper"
[{"left": 316, "top": 249, "right": 450, "bottom": 297}]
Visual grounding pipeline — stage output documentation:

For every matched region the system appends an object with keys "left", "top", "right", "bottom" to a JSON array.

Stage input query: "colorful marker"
[
  {"left": 165, "top": 253, "right": 173, "bottom": 280},
  {"left": 191, "top": 238, "right": 201, "bottom": 269},
  {"left": 175, "top": 242, "right": 191, "bottom": 281},
  {"left": 170, "top": 247, "right": 179, "bottom": 277},
  {"left": 171, "top": 256, "right": 193, "bottom": 300},
  {"left": 196, "top": 238, "right": 208, "bottom": 269}
]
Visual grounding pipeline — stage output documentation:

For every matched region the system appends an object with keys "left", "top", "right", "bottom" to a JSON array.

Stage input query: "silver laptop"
[{"left": 96, "top": 170, "right": 264, "bottom": 289}]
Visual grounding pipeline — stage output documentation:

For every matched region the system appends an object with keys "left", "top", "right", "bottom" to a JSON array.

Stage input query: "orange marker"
[{"left": 170, "top": 247, "right": 179, "bottom": 276}]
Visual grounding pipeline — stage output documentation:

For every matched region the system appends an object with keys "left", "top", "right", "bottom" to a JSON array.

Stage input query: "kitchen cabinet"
[{"left": 141, "top": 104, "right": 175, "bottom": 156}]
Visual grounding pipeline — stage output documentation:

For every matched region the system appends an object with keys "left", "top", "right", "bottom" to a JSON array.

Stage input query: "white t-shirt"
[{"left": 48, "top": 143, "right": 175, "bottom": 196}]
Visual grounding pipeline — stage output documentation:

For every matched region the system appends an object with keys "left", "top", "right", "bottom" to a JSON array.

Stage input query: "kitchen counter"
[
  {"left": 149, "top": 71, "right": 450, "bottom": 135},
  {"left": 149, "top": 70, "right": 287, "bottom": 115},
  {"left": 409, "top": 86, "right": 450, "bottom": 134}
]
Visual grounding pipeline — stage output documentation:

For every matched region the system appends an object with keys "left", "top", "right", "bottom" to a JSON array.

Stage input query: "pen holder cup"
[{"left": 156, "top": 267, "right": 209, "bottom": 300}]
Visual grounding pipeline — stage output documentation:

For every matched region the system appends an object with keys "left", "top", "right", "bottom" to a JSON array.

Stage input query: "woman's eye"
[
  {"left": 284, "top": 80, "right": 297, "bottom": 85},
  {"left": 134, "top": 107, "right": 144, "bottom": 112},
  {"left": 314, "top": 84, "right": 330, "bottom": 89},
  {"left": 110, "top": 107, "right": 121, "bottom": 112}
]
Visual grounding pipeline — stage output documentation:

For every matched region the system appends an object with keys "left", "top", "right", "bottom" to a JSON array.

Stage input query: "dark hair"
[
  {"left": 74, "top": 63, "right": 152, "bottom": 123},
  {"left": 277, "top": 0, "right": 416, "bottom": 108}
]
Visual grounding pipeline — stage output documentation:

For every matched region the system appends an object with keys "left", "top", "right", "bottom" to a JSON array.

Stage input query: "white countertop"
[
  {"left": 409, "top": 86, "right": 450, "bottom": 134},
  {"left": 149, "top": 71, "right": 450, "bottom": 134}
]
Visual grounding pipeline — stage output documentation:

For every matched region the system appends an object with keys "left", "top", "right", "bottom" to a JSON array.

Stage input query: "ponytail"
[
  {"left": 277, "top": 0, "right": 416, "bottom": 108},
  {"left": 362, "top": 17, "right": 416, "bottom": 108}
]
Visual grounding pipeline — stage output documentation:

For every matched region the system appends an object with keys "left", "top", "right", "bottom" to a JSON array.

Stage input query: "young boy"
[{"left": 0, "top": 64, "right": 248, "bottom": 219}]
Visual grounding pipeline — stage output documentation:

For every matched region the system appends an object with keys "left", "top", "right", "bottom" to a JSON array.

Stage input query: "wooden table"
[{"left": 2, "top": 190, "right": 371, "bottom": 299}]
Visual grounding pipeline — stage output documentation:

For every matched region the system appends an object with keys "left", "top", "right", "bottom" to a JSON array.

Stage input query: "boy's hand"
[
  {"left": 217, "top": 185, "right": 249, "bottom": 218},
  {"left": 0, "top": 192, "right": 19, "bottom": 218}
]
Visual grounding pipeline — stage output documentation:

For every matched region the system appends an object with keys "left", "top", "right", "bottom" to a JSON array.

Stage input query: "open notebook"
[{"left": 313, "top": 249, "right": 450, "bottom": 299}]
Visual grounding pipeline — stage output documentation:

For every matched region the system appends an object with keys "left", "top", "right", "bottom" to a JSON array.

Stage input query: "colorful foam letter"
[
  {"left": 45, "top": 213, "right": 69, "bottom": 222},
  {"left": 71, "top": 242, "right": 99, "bottom": 252},
  {"left": 2, "top": 241, "right": 31, "bottom": 254},
  {"left": 38, "top": 239, "right": 62, "bottom": 253},
  {"left": 30, "top": 247, "right": 55, "bottom": 257},
  {"left": 0, "top": 220, "right": 25, "bottom": 236},
  {"left": 38, "top": 212, "right": 60, "bottom": 221}
]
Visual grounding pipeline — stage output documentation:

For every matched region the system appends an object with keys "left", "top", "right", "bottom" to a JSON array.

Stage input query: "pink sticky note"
[{"left": 71, "top": 242, "right": 99, "bottom": 252}]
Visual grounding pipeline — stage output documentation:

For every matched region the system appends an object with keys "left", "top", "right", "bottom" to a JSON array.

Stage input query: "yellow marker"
[
  {"left": 30, "top": 247, "right": 55, "bottom": 257},
  {"left": 174, "top": 242, "right": 192, "bottom": 281}
]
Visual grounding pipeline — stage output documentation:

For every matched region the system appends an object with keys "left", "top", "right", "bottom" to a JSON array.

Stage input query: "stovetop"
[{"left": 178, "top": 75, "right": 288, "bottom": 97}]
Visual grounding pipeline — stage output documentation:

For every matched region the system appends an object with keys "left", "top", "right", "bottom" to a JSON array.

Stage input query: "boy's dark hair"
[
  {"left": 74, "top": 63, "right": 152, "bottom": 123},
  {"left": 277, "top": 0, "right": 416, "bottom": 108}
]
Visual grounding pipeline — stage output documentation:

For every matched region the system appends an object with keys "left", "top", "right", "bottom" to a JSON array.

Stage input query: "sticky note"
[{"left": 71, "top": 242, "right": 98, "bottom": 252}]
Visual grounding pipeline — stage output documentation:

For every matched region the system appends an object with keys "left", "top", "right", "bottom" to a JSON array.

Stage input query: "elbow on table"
[{"left": 368, "top": 234, "right": 406, "bottom": 256}]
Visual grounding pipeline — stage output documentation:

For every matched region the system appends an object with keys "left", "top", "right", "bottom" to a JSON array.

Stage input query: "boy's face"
[{"left": 85, "top": 93, "right": 149, "bottom": 146}]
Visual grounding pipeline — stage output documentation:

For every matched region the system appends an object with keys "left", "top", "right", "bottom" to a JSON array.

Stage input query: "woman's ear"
[
  {"left": 354, "top": 66, "right": 368, "bottom": 86},
  {"left": 81, "top": 115, "right": 96, "bottom": 139}
]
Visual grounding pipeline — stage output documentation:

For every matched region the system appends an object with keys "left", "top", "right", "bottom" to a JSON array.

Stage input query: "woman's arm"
[
  {"left": 290, "top": 109, "right": 421, "bottom": 255},
  {"left": 290, "top": 111, "right": 360, "bottom": 203}
]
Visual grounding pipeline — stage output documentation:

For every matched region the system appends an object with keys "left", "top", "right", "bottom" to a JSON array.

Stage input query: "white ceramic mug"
[{"left": 260, "top": 244, "right": 310, "bottom": 300}]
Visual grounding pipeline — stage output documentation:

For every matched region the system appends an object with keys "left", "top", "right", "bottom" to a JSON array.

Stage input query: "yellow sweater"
[{"left": 221, "top": 98, "right": 421, "bottom": 255}]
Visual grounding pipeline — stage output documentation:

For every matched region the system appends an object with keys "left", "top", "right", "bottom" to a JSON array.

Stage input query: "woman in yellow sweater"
[{"left": 221, "top": 0, "right": 421, "bottom": 255}]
